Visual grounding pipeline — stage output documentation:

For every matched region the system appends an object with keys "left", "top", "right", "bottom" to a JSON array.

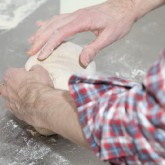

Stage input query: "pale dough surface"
[{"left": 25, "top": 42, "right": 96, "bottom": 135}]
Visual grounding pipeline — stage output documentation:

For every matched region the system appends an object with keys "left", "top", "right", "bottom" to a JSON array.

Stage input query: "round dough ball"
[{"left": 25, "top": 42, "right": 96, "bottom": 136}]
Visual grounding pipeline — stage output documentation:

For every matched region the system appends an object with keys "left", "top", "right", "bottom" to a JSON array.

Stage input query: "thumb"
[
  {"left": 29, "top": 64, "right": 45, "bottom": 72},
  {"left": 80, "top": 31, "right": 111, "bottom": 67}
]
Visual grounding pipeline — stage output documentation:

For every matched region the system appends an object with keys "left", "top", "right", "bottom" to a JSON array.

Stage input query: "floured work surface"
[{"left": 0, "top": 0, "right": 164, "bottom": 164}]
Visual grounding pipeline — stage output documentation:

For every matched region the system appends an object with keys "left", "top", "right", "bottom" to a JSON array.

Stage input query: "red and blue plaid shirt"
[{"left": 68, "top": 50, "right": 165, "bottom": 165}]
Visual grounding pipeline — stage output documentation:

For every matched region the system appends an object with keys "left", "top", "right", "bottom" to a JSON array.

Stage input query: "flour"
[
  {"left": 96, "top": 38, "right": 148, "bottom": 82},
  {"left": 0, "top": 117, "right": 71, "bottom": 165},
  {"left": 6, "top": 119, "right": 18, "bottom": 129},
  {"left": 51, "top": 153, "right": 71, "bottom": 165},
  {"left": 0, "top": 0, "right": 47, "bottom": 30},
  {"left": 131, "top": 69, "right": 146, "bottom": 78},
  {"left": 115, "top": 69, "right": 146, "bottom": 82}
]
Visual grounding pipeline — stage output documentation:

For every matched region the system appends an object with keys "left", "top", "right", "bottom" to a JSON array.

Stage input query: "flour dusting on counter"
[
  {"left": 0, "top": 116, "right": 72, "bottom": 165},
  {"left": 0, "top": 0, "right": 47, "bottom": 30}
]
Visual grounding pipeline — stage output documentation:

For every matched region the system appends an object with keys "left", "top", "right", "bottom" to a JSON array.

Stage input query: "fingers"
[
  {"left": 80, "top": 29, "right": 115, "bottom": 66},
  {"left": 37, "top": 17, "right": 90, "bottom": 60},
  {"left": 28, "top": 11, "right": 90, "bottom": 59},
  {"left": 28, "top": 21, "right": 48, "bottom": 43},
  {"left": 32, "top": 14, "right": 68, "bottom": 42},
  {"left": 28, "top": 14, "right": 70, "bottom": 54},
  {"left": 28, "top": 27, "right": 56, "bottom": 54},
  {"left": 29, "top": 20, "right": 48, "bottom": 42},
  {"left": 2, "top": 68, "right": 27, "bottom": 94},
  {"left": 29, "top": 18, "right": 52, "bottom": 44},
  {"left": 0, "top": 82, "right": 4, "bottom": 95},
  {"left": 1, "top": 85, "right": 22, "bottom": 119},
  {"left": 4, "top": 68, "right": 26, "bottom": 81},
  {"left": 0, "top": 82, "right": 15, "bottom": 112},
  {"left": 0, "top": 83, "right": 6, "bottom": 97},
  {"left": 0, "top": 68, "right": 27, "bottom": 114}
]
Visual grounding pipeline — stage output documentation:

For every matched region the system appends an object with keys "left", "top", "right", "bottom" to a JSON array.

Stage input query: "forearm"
[
  {"left": 42, "top": 89, "right": 89, "bottom": 148},
  {"left": 134, "top": 0, "right": 165, "bottom": 20}
]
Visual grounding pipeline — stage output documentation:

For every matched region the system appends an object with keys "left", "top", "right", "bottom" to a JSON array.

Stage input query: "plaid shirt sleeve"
[{"left": 68, "top": 50, "right": 165, "bottom": 165}]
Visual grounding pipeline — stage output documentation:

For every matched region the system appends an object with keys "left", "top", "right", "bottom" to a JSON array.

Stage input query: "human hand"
[
  {"left": 0, "top": 65, "right": 54, "bottom": 129},
  {"left": 0, "top": 66, "right": 88, "bottom": 147},
  {"left": 28, "top": 0, "right": 138, "bottom": 66}
]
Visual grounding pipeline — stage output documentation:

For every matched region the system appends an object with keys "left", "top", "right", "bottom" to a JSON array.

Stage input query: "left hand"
[{"left": 0, "top": 65, "right": 54, "bottom": 128}]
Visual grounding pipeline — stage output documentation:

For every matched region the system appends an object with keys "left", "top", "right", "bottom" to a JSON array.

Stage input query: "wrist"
[
  {"left": 105, "top": 0, "right": 140, "bottom": 24},
  {"left": 134, "top": 0, "right": 165, "bottom": 20},
  {"left": 46, "top": 89, "right": 89, "bottom": 147},
  {"left": 32, "top": 85, "right": 56, "bottom": 129}
]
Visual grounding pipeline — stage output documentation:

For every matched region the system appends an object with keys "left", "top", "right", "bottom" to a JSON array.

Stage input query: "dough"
[{"left": 25, "top": 42, "right": 96, "bottom": 136}]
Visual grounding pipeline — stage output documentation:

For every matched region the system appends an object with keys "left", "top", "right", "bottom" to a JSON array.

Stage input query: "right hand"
[{"left": 28, "top": 0, "right": 138, "bottom": 66}]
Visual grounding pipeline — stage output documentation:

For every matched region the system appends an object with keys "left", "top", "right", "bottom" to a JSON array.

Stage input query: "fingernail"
[
  {"left": 81, "top": 55, "right": 91, "bottom": 67},
  {"left": 80, "top": 49, "right": 89, "bottom": 67},
  {"left": 37, "top": 52, "right": 46, "bottom": 61},
  {"left": 38, "top": 48, "right": 54, "bottom": 60},
  {"left": 37, "top": 56, "right": 45, "bottom": 61}
]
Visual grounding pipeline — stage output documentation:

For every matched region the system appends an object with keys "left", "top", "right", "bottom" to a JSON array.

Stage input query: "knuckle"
[
  {"left": 73, "top": 11, "right": 91, "bottom": 30},
  {"left": 52, "top": 29, "right": 61, "bottom": 36},
  {"left": 54, "top": 31, "right": 64, "bottom": 42},
  {"left": 39, "top": 33, "right": 49, "bottom": 41},
  {"left": 75, "top": 9, "right": 90, "bottom": 20},
  {"left": 45, "top": 31, "right": 63, "bottom": 45},
  {"left": 44, "top": 41, "right": 54, "bottom": 49},
  {"left": 85, "top": 46, "right": 97, "bottom": 55}
]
